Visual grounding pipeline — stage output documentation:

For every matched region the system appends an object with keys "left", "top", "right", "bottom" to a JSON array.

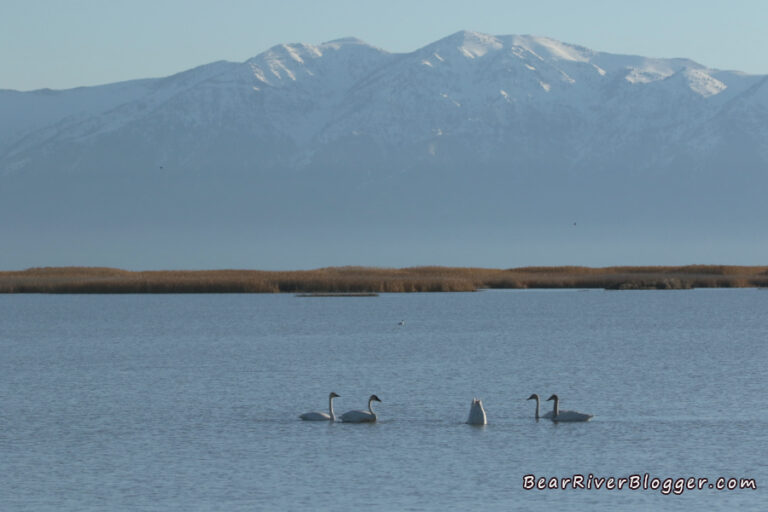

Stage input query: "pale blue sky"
[{"left": 1, "top": 0, "right": 767, "bottom": 91}]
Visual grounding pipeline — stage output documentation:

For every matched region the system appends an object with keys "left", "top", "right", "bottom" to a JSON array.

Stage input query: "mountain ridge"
[{"left": 1, "top": 31, "right": 766, "bottom": 269}]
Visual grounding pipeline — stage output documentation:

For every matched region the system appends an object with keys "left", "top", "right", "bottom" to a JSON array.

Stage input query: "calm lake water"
[{"left": 1, "top": 290, "right": 766, "bottom": 511}]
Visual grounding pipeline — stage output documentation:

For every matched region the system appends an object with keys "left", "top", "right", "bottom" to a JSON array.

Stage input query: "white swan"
[
  {"left": 340, "top": 394, "right": 381, "bottom": 423},
  {"left": 300, "top": 392, "right": 340, "bottom": 421},
  {"left": 526, "top": 394, "right": 553, "bottom": 420},
  {"left": 546, "top": 394, "right": 593, "bottom": 422},
  {"left": 466, "top": 397, "right": 487, "bottom": 425}
]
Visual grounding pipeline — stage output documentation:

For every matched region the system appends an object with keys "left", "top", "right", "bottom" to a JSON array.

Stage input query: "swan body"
[
  {"left": 300, "top": 392, "right": 340, "bottom": 421},
  {"left": 467, "top": 398, "right": 487, "bottom": 425},
  {"left": 527, "top": 394, "right": 554, "bottom": 420},
  {"left": 340, "top": 394, "right": 381, "bottom": 423},
  {"left": 546, "top": 394, "right": 593, "bottom": 422}
]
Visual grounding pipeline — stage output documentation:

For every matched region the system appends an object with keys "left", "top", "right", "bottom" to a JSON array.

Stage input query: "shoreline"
[{"left": 1, "top": 265, "right": 767, "bottom": 294}]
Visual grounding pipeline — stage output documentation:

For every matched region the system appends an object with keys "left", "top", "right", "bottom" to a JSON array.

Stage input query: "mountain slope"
[{"left": 1, "top": 31, "right": 766, "bottom": 269}]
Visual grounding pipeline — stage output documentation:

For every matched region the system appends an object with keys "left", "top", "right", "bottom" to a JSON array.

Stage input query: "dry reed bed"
[{"left": 1, "top": 265, "right": 767, "bottom": 293}]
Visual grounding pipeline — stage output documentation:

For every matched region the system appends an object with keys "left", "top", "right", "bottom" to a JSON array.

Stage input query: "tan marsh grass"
[{"left": 1, "top": 265, "right": 767, "bottom": 293}]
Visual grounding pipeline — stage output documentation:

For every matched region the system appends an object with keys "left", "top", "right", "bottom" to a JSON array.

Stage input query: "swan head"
[
  {"left": 369, "top": 394, "right": 382, "bottom": 403},
  {"left": 329, "top": 392, "right": 340, "bottom": 399},
  {"left": 527, "top": 394, "right": 540, "bottom": 401},
  {"left": 546, "top": 394, "right": 558, "bottom": 401}
]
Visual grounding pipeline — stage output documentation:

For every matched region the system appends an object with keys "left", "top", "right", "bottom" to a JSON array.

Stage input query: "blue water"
[{"left": 1, "top": 290, "right": 766, "bottom": 511}]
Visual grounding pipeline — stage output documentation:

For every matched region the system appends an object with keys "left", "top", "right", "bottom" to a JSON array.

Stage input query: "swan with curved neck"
[
  {"left": 300, "top": 392, "right": 340, "bottom": 421},
  {"left": 546, "top": 394, "right": 593, "bottom": 422},
  {"left": 526, "top": 394, "right": 553, "bottom": 420},
  {"left": 340, "top": 394, "right": 381, "bottom": 423},
  {"left": 467, "top": 398, "right": 487, "bottom": 425}
]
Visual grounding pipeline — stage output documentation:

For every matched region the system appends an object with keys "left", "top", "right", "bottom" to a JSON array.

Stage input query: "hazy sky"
[{"left": 2, "top": 0, "right": 767, "bottom": 90}]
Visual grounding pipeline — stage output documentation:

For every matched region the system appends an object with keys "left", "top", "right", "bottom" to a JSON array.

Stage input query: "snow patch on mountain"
[
  {"left": 1, "top": 30, "right": 765, "bottom": 174},
  {"left": 1, "top": 31, "right": 767, "bottom": 269}
]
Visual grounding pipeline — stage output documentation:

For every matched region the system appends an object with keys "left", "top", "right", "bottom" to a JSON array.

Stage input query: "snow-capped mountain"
[{"left": 1, "top": 31, "right": 767, "bottom": 269}]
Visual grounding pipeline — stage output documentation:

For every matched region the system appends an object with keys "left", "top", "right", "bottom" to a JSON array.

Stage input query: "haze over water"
[{"left": 1, "top": 290, "right": 765, "bottom": 510}]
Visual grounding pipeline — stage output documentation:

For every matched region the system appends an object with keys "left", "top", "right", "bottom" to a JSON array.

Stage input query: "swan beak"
[
  {"left": 526, "top": 394, "right": 536, "bottom": 400},
  {"left": 546, "top": 395, "right": 556, "bottom": 401}
]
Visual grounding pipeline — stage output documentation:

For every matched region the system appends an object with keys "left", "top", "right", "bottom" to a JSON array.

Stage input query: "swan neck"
[
  {"left": 368, "top": 398, "right": 377, "bottom": 418},
  {"left": 328, "top": 396, "right": 336, "bottom": 421},
  {"left": 552, "top": 397, "right": 559, "bottom": 417},
  {"left": 534, "top": 397, "right": 540, "bottom": 420}
]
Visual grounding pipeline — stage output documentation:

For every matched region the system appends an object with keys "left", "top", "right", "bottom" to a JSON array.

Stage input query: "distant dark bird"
[{"left": 398, "top": 320, "right": 405, "bottom": 326}]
